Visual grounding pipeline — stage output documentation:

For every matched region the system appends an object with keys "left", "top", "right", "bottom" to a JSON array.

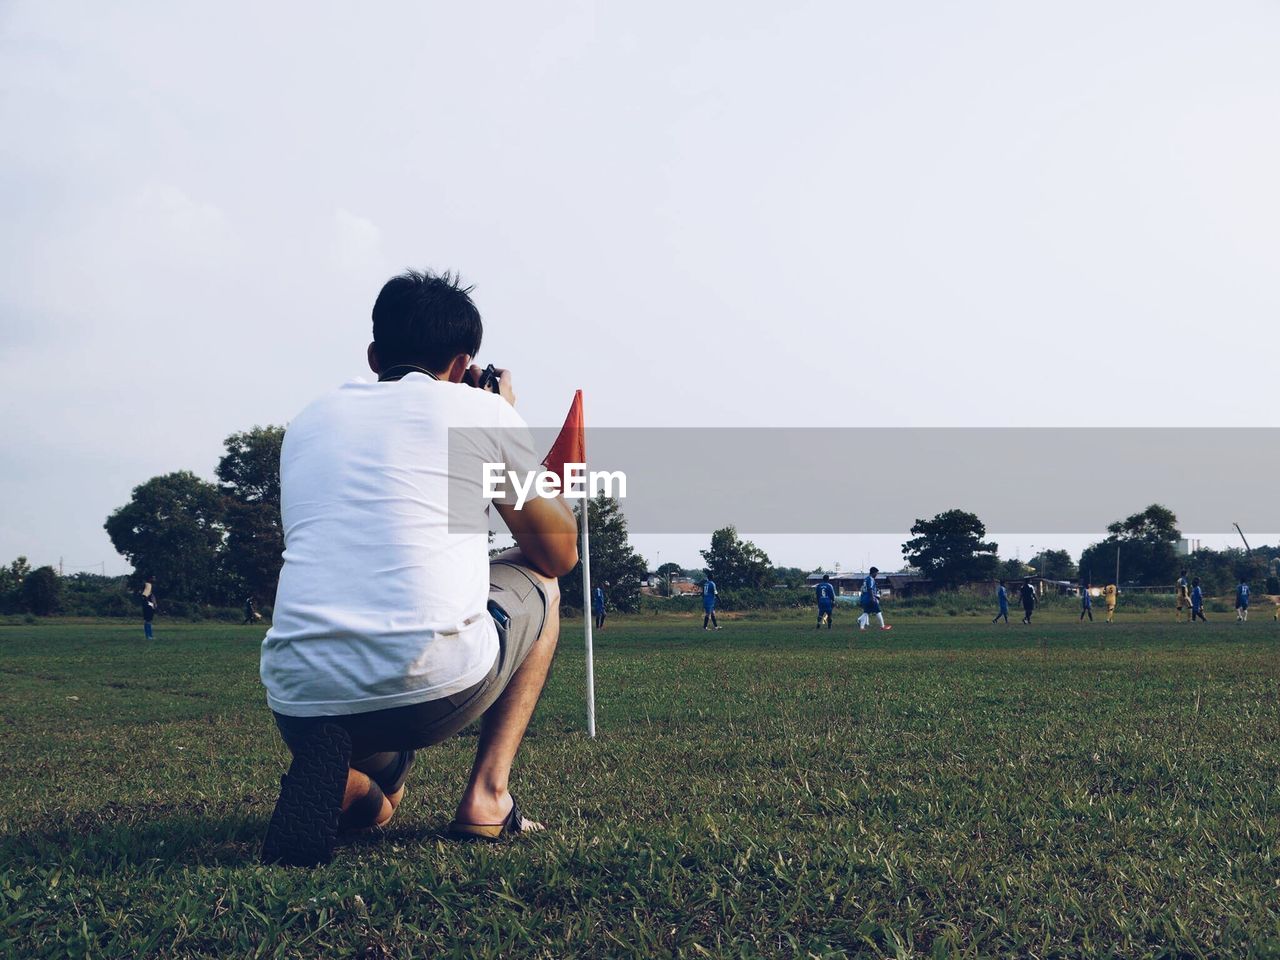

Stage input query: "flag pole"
[
  {"left": 581, "top": 496, "right": 597, "bottom": 738},
  {"left": 542, "top": 389, "right": 594, "bottom": 738}
]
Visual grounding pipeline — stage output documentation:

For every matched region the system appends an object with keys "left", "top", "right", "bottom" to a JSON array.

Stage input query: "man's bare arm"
[
  {"left": 469, "top": 364, "right": 579, "bottom": 578},
  {"left": 495, "top": 496, "right": 579, "bottom": 578}
]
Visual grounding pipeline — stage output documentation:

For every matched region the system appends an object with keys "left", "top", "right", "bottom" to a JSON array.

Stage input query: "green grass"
[{"left": 2, "top": 613, "right": 1279, "bottom": 958}]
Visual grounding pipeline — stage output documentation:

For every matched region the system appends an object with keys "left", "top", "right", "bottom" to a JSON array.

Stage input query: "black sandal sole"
[{"left": 261, "top": 723, "right": 351, "bottom": 867}]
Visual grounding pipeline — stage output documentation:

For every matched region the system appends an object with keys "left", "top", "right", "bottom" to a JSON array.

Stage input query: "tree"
[
  {"left": 1107, "top": 504, "right": 1180, "bottom": 543},
  {"left": 901, "top": 509, "right": 999, "bottom": 587},
  {"left": 0, "top": 557, "right": 31, "bottom": 614},
  {"left": 1163, "top": 545, "right": 1273, "bottom": 597},
  {"left": 104, "top": 471, "right": 230, "bottom": 603},
  {"left": 22, "top": 566, "right": 62, "bottom": 616},
  {"left": 771, "top": 566, "right": 809, "bottom": 589},
  {"left": 1079, "top": 503, "right": 1180, "bottom": 586},
  {"left": 699, "top": 526, "right": 772, "bottom": 591},
  {"left": 216, "top": 425, "right": 284, "bottom": 504},
  {"left": 217, "top": 426, "right": 286, "bottom": 604},
  {"left": 1028, "top": 549, "right": 1077, "bottom": 581},
  {"left": 654, "top": 561, "right": 684, "bottom": 597},
  {"left": 997, "top": 557, "right": 1030, "bottom": 581},
  {"left": 559, "top": 493, "right": 647, "bottom": 613}
]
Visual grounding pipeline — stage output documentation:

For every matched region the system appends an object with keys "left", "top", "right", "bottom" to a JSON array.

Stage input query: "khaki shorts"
[{"left": 273, "top": 559, "right": 548, "bottom": 781}]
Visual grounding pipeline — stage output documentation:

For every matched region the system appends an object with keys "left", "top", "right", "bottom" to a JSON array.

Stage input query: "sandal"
[
  {"left": 261, "top": 723, "right": 351, "bottom": 867},
  {"left": 448, "top": 796, "right": 543, "bottom": 842}
]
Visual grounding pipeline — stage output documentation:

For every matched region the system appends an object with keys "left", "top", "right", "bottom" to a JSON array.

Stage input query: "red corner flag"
[{"left": 542, "top": 390, "right": 585, "bottom": 484}]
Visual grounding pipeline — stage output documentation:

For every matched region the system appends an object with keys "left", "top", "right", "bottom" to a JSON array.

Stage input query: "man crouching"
[{"left": 259, "top": 269, "right": 578, "bottom": 867}]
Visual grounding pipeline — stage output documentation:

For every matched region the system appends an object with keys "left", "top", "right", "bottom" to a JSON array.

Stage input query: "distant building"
[{"left": 640, "top": 573, "right": 703, "bottom": 597}]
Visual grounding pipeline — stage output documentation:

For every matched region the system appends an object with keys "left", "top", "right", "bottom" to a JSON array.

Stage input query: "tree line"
[{"left": 5, "top": 434, "right": 1276, "bottom": 619}]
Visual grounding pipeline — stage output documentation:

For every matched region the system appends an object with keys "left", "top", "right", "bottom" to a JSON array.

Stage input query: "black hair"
[
  {"left": 372, "top": 269, "right": 483, "bottom": 371},
  {"left": 869, "top": 566, "right": 879, "bottom": 576},
  {"left": 822, "top": 574, "right": 830, "bottom": 581}
]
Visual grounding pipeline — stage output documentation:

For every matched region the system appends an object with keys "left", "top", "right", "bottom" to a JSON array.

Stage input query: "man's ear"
[
  {"left": 367, "top": 342, "right": 381, "bottom": 375},
  {"left": 443, "top": 354, "right": 472, "bottom": 383}
]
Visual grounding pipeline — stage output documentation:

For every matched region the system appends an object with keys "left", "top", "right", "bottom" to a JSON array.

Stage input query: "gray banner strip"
[{"left": 450, "top": 427, "right": 1280, "bottom": 534}]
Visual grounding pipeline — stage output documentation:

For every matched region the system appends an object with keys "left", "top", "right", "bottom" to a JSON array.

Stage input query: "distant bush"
[
  {"left": 61, "top": 574, "right": 135, "bottom": 617},
  {"left": 158, "top": 600, "right": 247, "bottom": 622},
  {"left": 888, "top": 591, "right": 991, "bottom": 618},
  {"left": 629, "top": 588, "right": 812, "bottom": 616}
]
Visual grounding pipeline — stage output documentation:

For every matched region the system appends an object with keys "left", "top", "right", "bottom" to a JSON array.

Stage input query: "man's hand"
[{"left": 464, "top": 365, "right": 517, "bottom": 407}]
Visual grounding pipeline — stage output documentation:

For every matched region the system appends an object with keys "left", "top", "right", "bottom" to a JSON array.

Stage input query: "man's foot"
[
  {"left": 881, "top": 625, "right": 892, "bottom": 631},
  {"left": 450, "top": 793, "right": 545, "bottom": 842},
  {"left": 262, "top": 724, "right": 351, "bottom": 867}
]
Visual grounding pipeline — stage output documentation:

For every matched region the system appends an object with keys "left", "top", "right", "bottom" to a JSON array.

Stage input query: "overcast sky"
[{"left": 2, "top": 1, "right": 1277, "bottom": 575}]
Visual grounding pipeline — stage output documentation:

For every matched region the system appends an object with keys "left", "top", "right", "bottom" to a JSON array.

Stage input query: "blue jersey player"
[
  {"left": 857, "top": 567, "right": 891, "bottom": 631},
  {"left": 815, "top": 574, "right": 836, "bottom": 629},
  {"left": 702, "top": 575, "right": 720, "bottom": 631},
  {"left": 593, "top": 584, "right": 607, "bottom": 630},
  {"left": 993, "top": 580, "right": 1009, "bottom": 624},
  {"left": 1080, "top": 581, "right": 1093, "bottom": 622},
  {"left": 1191, "top": 578, "right": 1207, "bottom": 622},
  {"left": 1236, "top": 578, "right": 1250, "bottom": 622}
]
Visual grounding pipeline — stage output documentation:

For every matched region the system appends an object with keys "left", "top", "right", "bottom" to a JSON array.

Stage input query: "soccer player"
[
  {"left": 1103, "top": 583, "right": 1117, "bottom": 623},
  {"left": 815, "top": 574, "right": 835, "bottom": 629},
  {"left": 1190, "top": 577, "right": 1207, "bottom": 622},
  {"left": 593, "top": 583, "right": 606, "bottom": 630},
  {"left": 141, "top": 576, "right": 157, "bottom": 640},
  {"left": 1020, "top": 578, "right": 1037, "bottom": 624},
  {"left": 857, "top": 567, "right": 891, "bottom": 631},
  {"left": 702, "top": 574, "right": 720, "bottom": 630},
  {"left": 1079, "top": 581, "right": 1093, "bottom": 622},
  {"left": 1175, "top": 570, "right": 1191, "bottom": 622},
  {"left": 1236, "top": 577, "right": 1250, "bottom": 623},
  {"left": 993, "top": 580, "right": 1009, "bottom": 624}
]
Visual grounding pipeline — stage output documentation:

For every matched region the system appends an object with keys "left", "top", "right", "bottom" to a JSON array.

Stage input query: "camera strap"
[{"left": 378, "top": 364, "right": 440, "bottom": 383}]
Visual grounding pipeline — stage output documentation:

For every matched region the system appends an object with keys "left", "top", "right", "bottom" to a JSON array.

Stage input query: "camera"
[{"left": 476, "top": 364, "right": 500, "bottom": 393}]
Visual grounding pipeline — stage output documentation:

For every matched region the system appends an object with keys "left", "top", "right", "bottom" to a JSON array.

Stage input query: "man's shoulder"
[{"left": 289, "top": 378, "right": 527, "bottom": 431}]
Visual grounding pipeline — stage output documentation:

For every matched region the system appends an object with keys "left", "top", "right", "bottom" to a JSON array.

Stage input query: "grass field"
[{"left": 2, "top": 612, "right": 1279, "bottom": 958}]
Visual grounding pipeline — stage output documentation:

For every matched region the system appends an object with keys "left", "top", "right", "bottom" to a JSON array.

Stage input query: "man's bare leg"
[{"left": 454, "top": 556, "right": 560, "bottom": 828}]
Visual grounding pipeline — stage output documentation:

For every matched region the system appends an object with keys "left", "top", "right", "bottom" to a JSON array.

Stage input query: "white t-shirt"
[{"left": 260, "top": 373, "right": 537, "bottom": 717}]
